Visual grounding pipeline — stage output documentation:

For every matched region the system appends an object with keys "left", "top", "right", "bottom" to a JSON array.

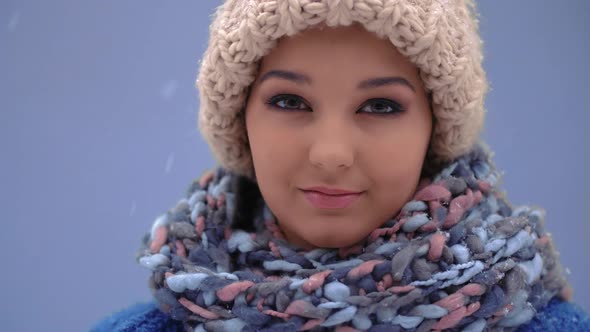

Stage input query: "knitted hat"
[{"left": 197, "top": 0, "right": 488, "bottom": 177}]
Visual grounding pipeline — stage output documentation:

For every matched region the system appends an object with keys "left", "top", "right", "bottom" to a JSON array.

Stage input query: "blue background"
[{"left": 2, "top": 1, "right": 588, "bottom": 331}]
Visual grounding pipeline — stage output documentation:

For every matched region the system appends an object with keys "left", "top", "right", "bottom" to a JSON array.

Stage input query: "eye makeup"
[
  {"left": 265, "top": 94, "right": 405, "bottom": 116},
  {"left": 357, "top": 98, "right": 405, "bottom": 115},
  {"left": 265, "top": 94, "right": 311, "bottom": 111}
]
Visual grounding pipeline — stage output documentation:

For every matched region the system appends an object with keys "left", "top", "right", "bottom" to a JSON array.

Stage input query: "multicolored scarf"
[{"left": 138, "top": 143, "right": 570, "bottom": 331}]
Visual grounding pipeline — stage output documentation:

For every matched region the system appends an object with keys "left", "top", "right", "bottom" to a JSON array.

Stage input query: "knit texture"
[
  {"left": 137, "top": 143, "right": 571, "bottom": 331},
  {"left": 517, "top": 298, "right": 590, "bottom": 332},
  {"left": 90, "top": 299, "right": 590, "bottom": 332},
  {"left": 90, "top": 302, "right": 183, "bottom": 332},
  {"left": 197, "top": 0, "right": 489, "bottom": 177}
]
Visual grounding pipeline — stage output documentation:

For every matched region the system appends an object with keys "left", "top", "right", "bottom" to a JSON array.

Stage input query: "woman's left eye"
[{"left": 358, "top": 98, "right": 404, "bottom": 115}]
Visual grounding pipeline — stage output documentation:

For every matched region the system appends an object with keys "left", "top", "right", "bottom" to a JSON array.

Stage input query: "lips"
[{"left": 301, "top": 187, "right": 363, "bottom": 209}]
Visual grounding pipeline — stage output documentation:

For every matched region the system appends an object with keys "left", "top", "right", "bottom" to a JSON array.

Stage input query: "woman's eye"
[
  {"left": 266, "top": 94, "right": 310, "bottom": 111},
  {"left": 358, "top": 98, "right": 404, "bottom": 115}
]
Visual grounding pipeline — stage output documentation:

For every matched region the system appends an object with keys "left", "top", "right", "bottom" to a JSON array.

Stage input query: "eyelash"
[{"left": 264, "top": 94, "right": 405, "bottom": 115}]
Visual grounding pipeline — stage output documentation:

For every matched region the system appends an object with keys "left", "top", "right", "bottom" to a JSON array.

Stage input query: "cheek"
[
  {"left": 366, "top": 124, "right": 429, "bottom": 167},
  {"left": 246, "top": 110, "right": 306, "bottom": 195},
  {"left": 364, "top": 123, "right": 431, "bottom": 203}
]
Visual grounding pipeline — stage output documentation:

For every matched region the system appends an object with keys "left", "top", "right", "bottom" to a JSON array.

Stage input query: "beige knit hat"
[{"left": 197, "top": 0, "right": 488, "bottom": 177}]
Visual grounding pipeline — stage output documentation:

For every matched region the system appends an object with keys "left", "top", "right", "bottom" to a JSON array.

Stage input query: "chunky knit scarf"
[{"left": 138, "top": 144, "right": 570, "bottom": 332}]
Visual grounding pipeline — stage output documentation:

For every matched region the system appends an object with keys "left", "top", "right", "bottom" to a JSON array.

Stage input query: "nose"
[{"left": 308, "top": 120, "right": 355, "bottom": 170}]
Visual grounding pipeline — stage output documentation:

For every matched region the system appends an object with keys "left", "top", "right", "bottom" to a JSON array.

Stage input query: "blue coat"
[{"left": 92, "top": 298, "right": 590, "bottom": 332}]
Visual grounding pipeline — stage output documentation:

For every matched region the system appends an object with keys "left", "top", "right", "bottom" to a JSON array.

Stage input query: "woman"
[{"left": 93, "top": 1, "right": 590, "bottom": 331}]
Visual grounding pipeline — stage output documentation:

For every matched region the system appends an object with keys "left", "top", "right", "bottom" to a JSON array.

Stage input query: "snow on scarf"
[{"left": 137, "top": 143, "right": 570, "bottom": 331}]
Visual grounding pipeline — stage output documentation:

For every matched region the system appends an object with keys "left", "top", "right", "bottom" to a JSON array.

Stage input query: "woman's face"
[{"left": 245, "top": 24, "right": 432, "bottom": 249}]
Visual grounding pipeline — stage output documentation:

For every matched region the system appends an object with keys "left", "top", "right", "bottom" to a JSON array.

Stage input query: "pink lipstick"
[{"left": 301, "top": 187, "right": 363, "bottom": 209}]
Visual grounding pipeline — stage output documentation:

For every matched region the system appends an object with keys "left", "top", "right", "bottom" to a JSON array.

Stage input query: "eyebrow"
[
  {"left": 258, "top": 70, "right": 311, "bottom": 85},
  {"left": 258, "top": 69, "right": 415, "bottom": 92}
]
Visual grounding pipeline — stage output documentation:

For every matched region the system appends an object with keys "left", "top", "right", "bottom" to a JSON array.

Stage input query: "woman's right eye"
[{"left": 265, "top": 94, "right": 310, "bottom": 111}]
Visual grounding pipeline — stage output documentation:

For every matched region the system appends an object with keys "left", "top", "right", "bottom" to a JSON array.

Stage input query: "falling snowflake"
[
  {"left": 8, "top": 11, "right": 20, "bottom": 32},
  {"left": 165, "top": 152, "right": 175, "bottom": 174},
  {"left": 160, "top": 80, "right": 178, "bottom": 100},
  {"left": 129, "top": 200, "right": 137, "bottom": 217}
]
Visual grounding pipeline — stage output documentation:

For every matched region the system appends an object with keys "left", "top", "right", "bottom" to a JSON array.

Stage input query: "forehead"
[{"left": 259, "top": 24, "right": 419, "bottom": 80}]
